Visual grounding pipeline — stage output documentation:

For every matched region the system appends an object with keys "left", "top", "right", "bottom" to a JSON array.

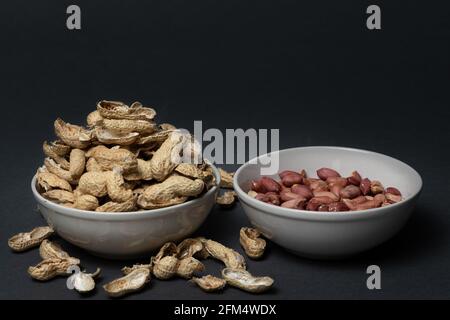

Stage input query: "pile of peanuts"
[{"left": 248, "top": 168, "right": 402, "bottom": 212}]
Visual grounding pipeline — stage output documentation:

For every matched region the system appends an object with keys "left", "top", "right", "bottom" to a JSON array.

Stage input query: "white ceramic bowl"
[
  {"left": 31, "top": 165, "right": 220, "bottom": 259},
  {"left": 234, "top": 146, "right": 422, "bottom": 259}
]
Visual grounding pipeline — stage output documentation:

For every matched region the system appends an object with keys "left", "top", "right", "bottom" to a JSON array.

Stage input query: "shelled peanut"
[
  {"left": 36, "top": 100, "right": 216, "bottom": 212},
  {"left": 249, "top": 168, "right": 402, "bottom": 212}
]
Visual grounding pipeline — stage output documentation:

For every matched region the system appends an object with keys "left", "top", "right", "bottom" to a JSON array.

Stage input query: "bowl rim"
[
  {"left": 233, "top": 146, "right": 423, "bottom": 221},
  {"left": 32, "top": 163, "right": 221, "bottom": 221}
]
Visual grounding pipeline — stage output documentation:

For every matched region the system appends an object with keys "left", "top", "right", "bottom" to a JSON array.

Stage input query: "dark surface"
[{"left": 0, "top": 0, "right": 449, "bottom": 299}]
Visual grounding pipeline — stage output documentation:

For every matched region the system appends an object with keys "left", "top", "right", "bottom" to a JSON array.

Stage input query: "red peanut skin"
[
  {"left": 342, "top": 198, "right": 357, "bottom": 210},
  {"left": 310, "top": 196, "right": 335, "bottom": 205},
  {"left": 252, "top": 177, "right": 281, "bottom": 193},
  {"left": 386, "top": 187, "right": 401, "bottom": 196},
  {"left": 353, "top": 196, "right": 368, "bottom": 204},
  {"left": 340, "top": 185, "right": 361, "bottom": 199},
  {"left": 291, "top": 184, "right": 313, "bottom": 199},
  {"left": 307, "top": 179, "right": 328, "bottom": 192},
  {"left": 347, "top": 171, "right": 362, "bottom": 186},
  {"left": 260, "top": 177, "right": 281, "bottom": 193},
  {"left": 317, "top": 168, "right": 341, "bottom": 181},
  {"left": 328, "top": 202, "right": 349, "bottom": 212},
  {"left": 253, "top": 169, "right": 401, "bottom": 212},
  {"left": 279, "top": 170, "right": 300, "bottom": 179},
  {"left": 342, "top": 196, "right": 368, "bottom": 210},
  {"left": 326, "top": 177, "right": 348, "bottom": 187},
  {"left": 370, "top": 180, "right": 384, "bottom": 194},
  {"left": 306, "top": 200, "right": 321, "bottom": 211},
  {"left": 281, "top": 173, "right": 303, "bottom": 187},
  {"left": 313, "top": 191, "right": 339, "bottom": 201},
  {"left": 280, "top": 190, "right": 305, "bottom": 202},
  {"left": 281, "top": 198, "right": 306, "bottom": 209},
  {"left": 251, "top": 180, "right": 264, "bottom": 193},
  {"left": 360, "top": 178, "right": 371, "bottom": 195},
  {"left": 385, "top": 193, "right": 402, "bottom": 203},
  {"left": 330, "top": 184, "right": 343, "bottom": 197},
  {"left": 255, "top": 192, "right": 280, "bottom": 205},
  {"left": 354, "top": 194, "right": 385, "bottom": 210}
]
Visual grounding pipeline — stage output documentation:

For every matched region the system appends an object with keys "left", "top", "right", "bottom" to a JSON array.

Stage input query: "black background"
[{"left": 0, "top": 0, "right": 449, "bottom": 299}]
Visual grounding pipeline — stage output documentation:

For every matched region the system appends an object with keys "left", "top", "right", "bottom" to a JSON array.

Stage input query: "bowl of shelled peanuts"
[
  {"left": 233, "top": 146, "right": 422, "bottom": 259},
  {"left": 31, "top": 100, "right": 221, "bottom": 259}
]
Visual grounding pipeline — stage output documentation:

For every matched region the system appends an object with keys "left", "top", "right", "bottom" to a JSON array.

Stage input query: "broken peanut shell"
[
  {"left": 39, "top": 239, "right": 80, "bottom": 265},
  {"left": 67, "top": 268, "right": 101, "bottom": 293},
  {"left": 204, "top": 239, "right": 246, "bottom": 270},
  {"left": 218, "top": 168, "right": 234, "bottom": 189},
  {"left": 191, "top": 275, "right": 227, "bottom": 292},
  {"left": 239, "top": 227, "right": 266, "bottom": 259},
  {"left": 222, "top": 268, "right": 274, "bottom": 293},
  {"left": 103, "top": 268, "right": 150, "bottom": 298},
  {"left": 28, "top": 258, "right": 74, "bottom": 281},
  {"left": 8, "top": 226, "right": 54, "bottom": 252}
]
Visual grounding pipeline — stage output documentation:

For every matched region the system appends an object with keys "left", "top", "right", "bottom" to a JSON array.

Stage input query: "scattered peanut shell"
[
  {"left": 155, "top": 242, "right": 178, "bottom": 260},
  {"left": 8, "top": 226, "right": 54, "bottom": 252},
  {"left": 103, "top": 268, "right": 151, "bottom": 298},
  {"left": 122, "top": 263, "right": 152, "bottom": 275},
  {"left": 191, "top": 275, "right": 227, "bottom": 292},
  {"left": 239, "top": 227, "right": 266, "bottom": 259},
  {"left": 28, "top": 258, "right": 74, "bottom": 281},
  {"left": 204, "top": 239, "right": 246, "bottom": 269},
  {"left": 39, "top": 239, "right": 80, "bottom": 265},
  {"left": 216, "top": 191, "right": 237, "bottom": 207},
  {"left": 176, "top": 257, "right": 205, "bottom": 279},
  {"left": 152, "top": 256, "right": 179, "bottom": 280},
  {"left": 221, "top": 268, "right": 274, "bottom": 293},
  {"left": 176, "top": 238, "right": 205, "bottom": 260},
  {"left": 67, "top": 268, "right": 101, "bottom": 293},
  {"left": 219, "top": 168, "right": 234, "bottom": 189}
]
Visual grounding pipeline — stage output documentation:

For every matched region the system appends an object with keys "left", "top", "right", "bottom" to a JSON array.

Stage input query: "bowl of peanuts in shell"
[
  {"left": 31, "top": 101, "right": 221, "bottom": 259},
  {"left": 233, "top": 146, "right": 422, "bottom": 259}
]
